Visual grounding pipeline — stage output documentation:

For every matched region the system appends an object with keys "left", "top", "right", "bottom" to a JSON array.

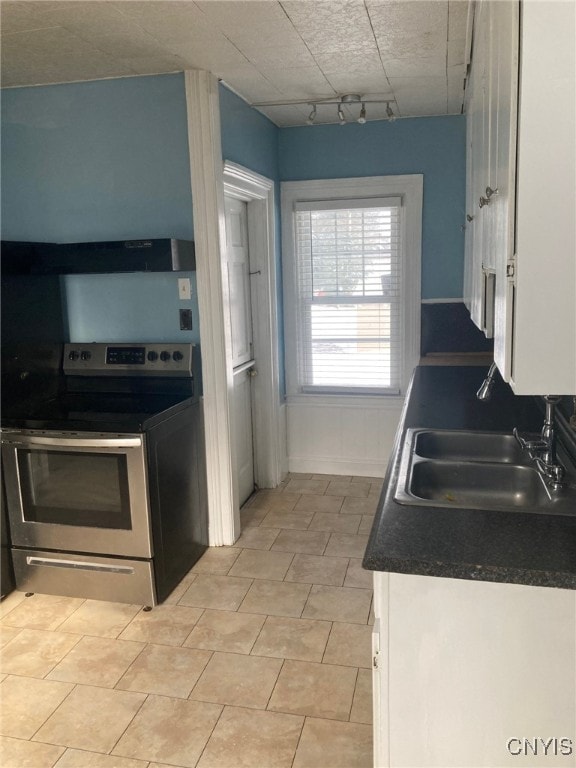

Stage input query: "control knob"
[
  {"left": 80, "top": 351, "right": 91, "bottom": 361},
  {"left": 160, "top": 351, "right": 171, "bottom": 361},
  {"left": 147, "top": 351, "right": 158, "bottom": 361},
  {"left": 68, "top": 350, "right": 79, "bottom": 361},
  {"left": 173, "top": 351, "right": 184, "bottom": 362}
]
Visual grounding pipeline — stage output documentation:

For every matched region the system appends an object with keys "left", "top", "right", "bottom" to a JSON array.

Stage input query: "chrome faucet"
[
  {"left": 476, "top": 362, "right": 498, "bottom": 401},
  {"left": 514, "top": 395, "right": 565, "bottom": 492}
]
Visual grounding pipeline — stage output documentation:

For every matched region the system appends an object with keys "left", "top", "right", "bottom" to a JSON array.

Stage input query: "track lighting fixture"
[{"left": 253, "top": 94, "right": 397, "bottom": 126}]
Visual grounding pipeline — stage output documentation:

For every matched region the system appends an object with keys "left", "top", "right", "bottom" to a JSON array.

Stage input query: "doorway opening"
[{"left": 223, "top": 162, "right": 285, "bottom": 518}]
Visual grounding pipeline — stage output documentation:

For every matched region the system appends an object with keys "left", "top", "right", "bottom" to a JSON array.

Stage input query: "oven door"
[{"left": 1, "top": 431, "right": 152, "bottom": 558}]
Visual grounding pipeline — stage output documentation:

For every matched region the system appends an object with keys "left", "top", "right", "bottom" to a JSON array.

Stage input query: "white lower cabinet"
[{"left": 372, "top": 572, "right": 576, "bottom": 768}]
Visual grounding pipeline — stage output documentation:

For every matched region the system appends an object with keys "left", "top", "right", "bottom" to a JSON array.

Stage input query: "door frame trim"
[{"left": 224, "top": 161, "right": 284, "bottom": 492}]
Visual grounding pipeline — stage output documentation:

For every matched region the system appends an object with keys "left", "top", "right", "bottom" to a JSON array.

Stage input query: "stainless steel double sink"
[{"left": 395, "top": 429, "right": 576, "bottom": 516}]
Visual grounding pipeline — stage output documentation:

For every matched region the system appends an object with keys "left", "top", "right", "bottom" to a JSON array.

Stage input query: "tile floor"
[{"left": 0, "top": 473, "right": 381, "bottom": 768}]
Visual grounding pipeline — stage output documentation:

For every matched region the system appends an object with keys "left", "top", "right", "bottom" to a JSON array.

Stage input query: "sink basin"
[
  {"left": 395, "top": 429, "right": 576, "bottom": 515},
  {"left": 412, "top": 430, "right": 528, "bottom": 464},
  {"left": 408, "top": 461, "right": 551, "bottom": 510}
]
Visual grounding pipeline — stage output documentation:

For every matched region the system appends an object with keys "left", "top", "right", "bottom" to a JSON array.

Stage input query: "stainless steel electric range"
[{"left": 0, "top": 342, "right": 208, "bottom": 606}]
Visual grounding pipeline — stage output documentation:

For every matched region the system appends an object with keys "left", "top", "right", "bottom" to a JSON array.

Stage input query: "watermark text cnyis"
[{"left": 507, "top": 738, "right": 573, "bottom": 757}]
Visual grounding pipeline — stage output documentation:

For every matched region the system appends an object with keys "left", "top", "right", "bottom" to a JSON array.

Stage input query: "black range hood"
[{"left": 1, "top": 239, "right": 195, "bottom": 275}]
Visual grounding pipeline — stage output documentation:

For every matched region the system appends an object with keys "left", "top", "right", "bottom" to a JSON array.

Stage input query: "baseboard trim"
[{"left": 288, "top": 457, "right": 387, "bottom": 478}]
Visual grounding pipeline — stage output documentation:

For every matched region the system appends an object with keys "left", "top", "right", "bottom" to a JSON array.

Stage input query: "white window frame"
[{"left": 282, "top": 175, "right": 422, "bottom": 402}]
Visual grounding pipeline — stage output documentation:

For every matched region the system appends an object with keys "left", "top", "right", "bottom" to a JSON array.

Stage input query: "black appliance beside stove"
[{"left": 1, "top": 342, "right": 208, "bottom": 606}]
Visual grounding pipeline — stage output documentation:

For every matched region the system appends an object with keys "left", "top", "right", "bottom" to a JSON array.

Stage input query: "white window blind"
[{"left": 293, "top": 197, "right": 403, "bottom": 395}]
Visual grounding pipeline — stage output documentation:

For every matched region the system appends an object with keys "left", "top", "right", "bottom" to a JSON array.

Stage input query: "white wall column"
[{"left": 184, "top": 70, "right": 238, "bottom": 545}]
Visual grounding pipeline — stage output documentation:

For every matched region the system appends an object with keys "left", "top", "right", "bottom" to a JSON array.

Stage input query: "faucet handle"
[
  {"left": 513, "top": 427, "right": 547, "bottom": 454},
  {"left": 534, "top": 456, "right": 565, "bottom": 491}
]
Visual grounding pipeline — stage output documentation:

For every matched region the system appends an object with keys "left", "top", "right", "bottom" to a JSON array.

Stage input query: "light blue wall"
[
  {"left": 63, "top": 272, "right": 199, "bottom": 344},
  {"left": 219, "top": 85, "right": 279, "bottom": 182},
  {"left": 278, "top": 116, "right": 466, "bottom": 300},
  {"left": 1, "top": 73, "right": 196, "bottom": 342},
  {"left": 1, "top": 74, "right": 466, "bottom": 348}
]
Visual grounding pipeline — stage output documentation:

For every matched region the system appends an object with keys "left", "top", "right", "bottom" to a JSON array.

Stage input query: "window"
[{"left": 282, "top": 176, "right": 422, "bottom": 398}]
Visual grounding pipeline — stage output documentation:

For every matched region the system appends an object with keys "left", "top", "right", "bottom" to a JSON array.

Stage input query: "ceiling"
[{"left": 0, "top": 0, "right": 471, "bottom": 126}]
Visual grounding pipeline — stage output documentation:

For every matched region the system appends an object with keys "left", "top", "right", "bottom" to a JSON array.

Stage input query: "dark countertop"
[{"left": 362, "top": 366, "right": 576, "bottom": 590}]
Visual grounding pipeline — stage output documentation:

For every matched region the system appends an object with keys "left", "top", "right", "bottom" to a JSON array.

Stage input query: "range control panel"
[{"left": 64, "top": 343, "right": 195, "bottom": 377}]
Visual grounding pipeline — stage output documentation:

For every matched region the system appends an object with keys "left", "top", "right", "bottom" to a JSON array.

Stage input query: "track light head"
[{"left": 253, "top": 94, "right": 396, "bottom": 126}]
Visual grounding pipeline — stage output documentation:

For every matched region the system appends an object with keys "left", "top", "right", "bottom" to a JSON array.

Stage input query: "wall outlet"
[
  {"left": 178, "top": 278, "right": 191, "bottom": 300},
  {"left": 179, "top": 308, "right": 193, "bottom": 331}
]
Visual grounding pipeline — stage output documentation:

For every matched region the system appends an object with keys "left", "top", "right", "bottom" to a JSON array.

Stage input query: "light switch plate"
[{"left": 178, "top": 278, "right": 191, "bottom": 300}]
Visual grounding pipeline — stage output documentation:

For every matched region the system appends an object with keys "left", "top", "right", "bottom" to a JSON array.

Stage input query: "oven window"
[{"left": 17, "top": 450, "right": 132, "bottom": 529}]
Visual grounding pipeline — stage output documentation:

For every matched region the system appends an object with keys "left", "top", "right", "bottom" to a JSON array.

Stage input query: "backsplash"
[
  {"left": 63, "top": 272, "right": 199, "bottom": 344},
  {"left": 421, "top": 301, "right": 494, "bottom": 355},
  {"left": 557, "top": 397, "right": 576, "bottom": 464}
]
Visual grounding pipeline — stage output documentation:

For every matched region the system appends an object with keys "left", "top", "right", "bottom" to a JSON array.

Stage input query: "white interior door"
[{"left": 225, "top": 195, "right": 255, "bottom": 506}]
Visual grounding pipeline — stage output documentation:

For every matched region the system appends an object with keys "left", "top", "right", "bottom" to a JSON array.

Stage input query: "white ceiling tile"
[
  {"left": 244, "top": 44, "right": 316, "bottom": 70},
  {"left": 448, "top": 0, "right": 469, "bottom": 41},
  {"left": 375, "top": 30, "right": 447, "bottom": 58},
  {"left": 324, "top": 70, "right": 392, "bottom": 95},
  {"left": 389, "top": 75, "right": 446, "bottom": 93},
  {"left": 394, "top": 82, "right": 448, "bottom": 117},
  {"left": 1, "top": 27, "right": 102, "bottom": 56},
  {"left": 1, "top": 45, "right": 38, "bottom": 68},
  {"left": 383, "top": 56, "right": 446, "bottom": 79},
  {"left": 1, "top": 60, "right": 42, "bottom": 87},
  {"left": 0, "top": 1, "right": 51, "bottom": 33},
  {"left": 448, "top": 38, "right": 466, "bottom": 67},
  {"left": 219, "top": 66, "right": 284, "bottom": 103},
  {"left": 300, "top": 28, "right": 378, "bottom": 55},
  {"left": 447, "top": 94, "right": 464, "bottom": 114},
  {"left": 36, "top": 2, "right": 132, "bottom": 34},
  {"left": 263, "top": 66, "right": 335, "bottom": 98},
  {"left": 117, "top": 3, "right": 213, "bottom": 43},
  {"left": 77, "top": 30, "right": 170, "bottom": 60},
  {"left": 114, "top": 1, "right": 202, "bottom": 20},
  {"left": 367, "top": 1, "right": 448, "bottom": 36},
  {"left": 226, "top": 22, "right": 304, "bottom": 51},
  {"left": 448, "top": 63, "right": 466, "bottom": 84},
  {"left": 169, "top": 37, "right": 250, "bottom": 70},
  {"left": 282, "top": 1, "right": 367, "bottom": 27},
  {"left": 31, "top": 53, "right": 136, "bottom": 85},
  {"left": 314, "top": 50, "right": 384, "bottom": 75},
  {"left": 0, "top": 0, "right": 471, "bottom": 122},
  {"left": 117, "top": 54, "right": 189, "bottom": 76},
  {"left": 196, "top": 1, "right": 289, "bottom": 33},
  {"left": 255, "top": 103, "right": 310, "bottom": 127},
  {"left": 283, "top": 0, "right": 376, "bottom": 54},
  {"left": 27, "top": 1, "right": 107, "bottom": 13},
  {"left": 447, "top": 64, "right": 466, "bottom": 113}
]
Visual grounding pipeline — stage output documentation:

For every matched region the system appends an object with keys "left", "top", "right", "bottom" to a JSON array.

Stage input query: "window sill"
[{"left": 286, "top": 393, "right": 405, "bottom": 409}]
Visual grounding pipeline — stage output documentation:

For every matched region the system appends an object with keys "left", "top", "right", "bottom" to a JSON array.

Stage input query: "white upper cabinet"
[{"left": 464, "top": 0, "right": 575, "bottom": 395}]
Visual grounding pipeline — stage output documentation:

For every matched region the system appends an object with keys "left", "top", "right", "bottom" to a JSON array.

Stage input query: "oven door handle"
[{"left": 4, "top": 435, "right": 143, "bottom": 449}]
